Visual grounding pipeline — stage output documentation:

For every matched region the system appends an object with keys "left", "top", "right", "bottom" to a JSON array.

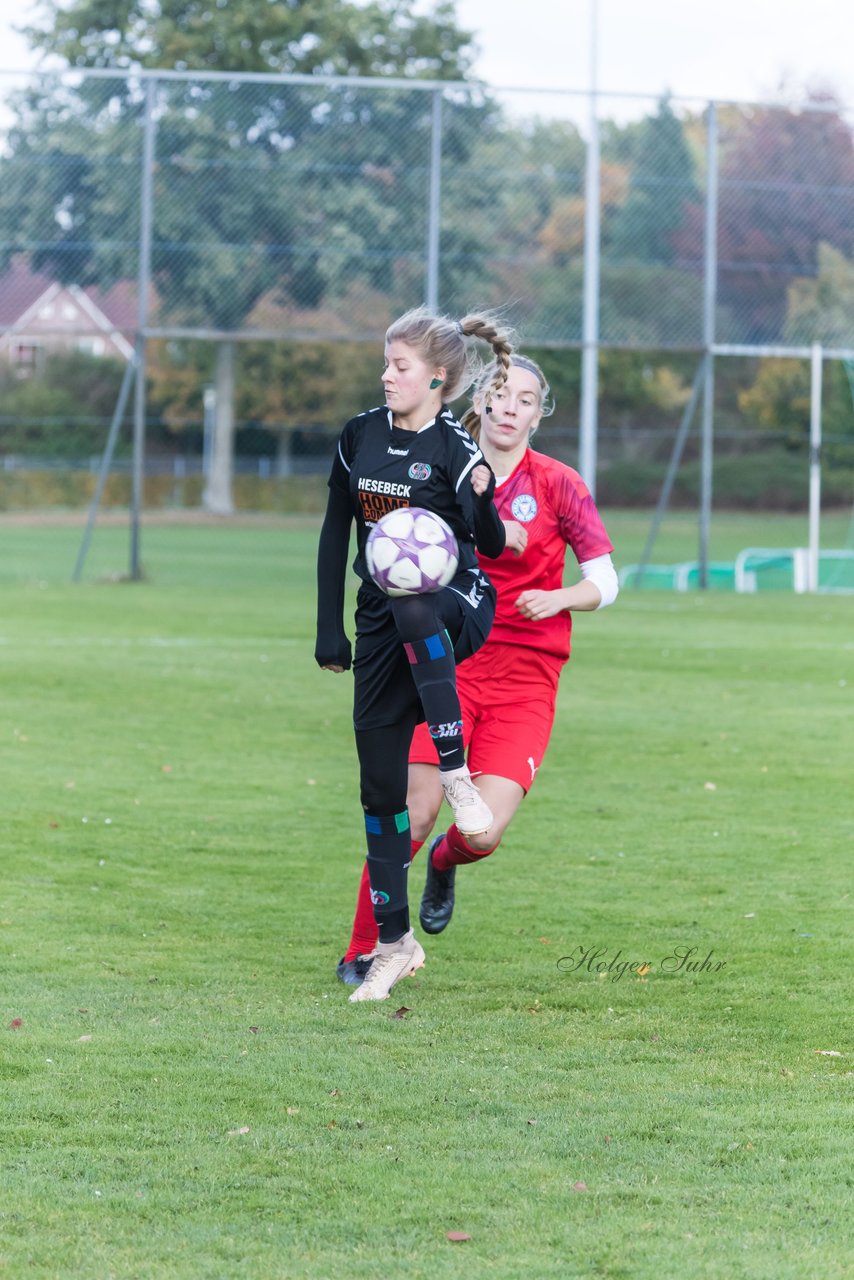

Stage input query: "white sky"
[{"left": 1, "top": 0, "right": 853, "bottom": 110}]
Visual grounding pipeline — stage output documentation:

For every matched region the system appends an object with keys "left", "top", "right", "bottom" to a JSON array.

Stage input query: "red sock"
[
  {"left": 431, "top": 823, "right": 498, "bottom": 871},
  {"left": 343, "top": 839, "right": 424, "bottom": 962}
]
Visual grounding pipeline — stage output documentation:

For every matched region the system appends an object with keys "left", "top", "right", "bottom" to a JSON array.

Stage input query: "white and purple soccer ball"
[{"left": 366, "top": 507, "right": 459, "bottom": 597}]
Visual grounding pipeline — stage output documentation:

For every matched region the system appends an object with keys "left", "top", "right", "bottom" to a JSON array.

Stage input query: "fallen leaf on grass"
[
  {"left": 248, "top": 1026, "right": 259, "bottom": 1034},
  {"left": 161, "top": 765, "right": 173, "bottom": 773},
  {"left": 390, "top": 1006, "right": 410, "bottom": 1019},
  {"left": 603, "top": 1135, "right": 613, "bottom": 1145},
  {"left": 637, "top": 963, "right": 651, "bottom": 977},
  {"left": 329, "top": 1088, "right": 341, "bottom": 1096},
  {"left": 286, "top": 1107, "right": 299, "bottom": 1116},
  {"left": 227, "top": 1126, "right": 250, "bottom": 1136},
  {"left": 78, "top": 1034, "right": 92, "bottom": 1042},
  {"left": 526, "top": 1118, "right": 538, "bottom": 1126},
  {"left": 447, "top": 1231, "right": 471, "bottom": 1242},
  {"left": 815, "top": 1049, "right": 842, "bottom": 1057},
  {"left": 571, "top": 1181, "right": 588, "bottom": 1192},
  {"left": 9, "top": 1018, "right": 22, "bottom": 1029},
  {"left": 704, "top": 782, "right": 717, "bottom": 791}
]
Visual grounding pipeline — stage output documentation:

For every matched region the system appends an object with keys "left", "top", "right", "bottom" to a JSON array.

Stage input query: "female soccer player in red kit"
[{"left": 337, "top": 354, "right": 619, "bottom": 985}]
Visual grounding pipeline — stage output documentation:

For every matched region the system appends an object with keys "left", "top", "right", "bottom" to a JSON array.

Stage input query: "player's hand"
[
  {"left": 502, "top": 520, "right": 528, "bottom": 556},
  {"left": 515, "top": 589, "right": 562, "bottom": 621},
  {"left": 315, "top": 636, "right": 352, "bottom": 671},
  {"left": 470, "top": 464, "right": 493, "bottom": 496}
]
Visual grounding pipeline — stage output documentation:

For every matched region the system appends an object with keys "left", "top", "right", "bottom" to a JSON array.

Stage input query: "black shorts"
[{"left": 352, "top": 566, "right": 497, "bottom": 732}]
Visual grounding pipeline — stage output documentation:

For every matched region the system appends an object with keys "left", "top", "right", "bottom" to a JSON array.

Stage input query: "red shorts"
[{"left": 409, "top": 643, "right": 564, "bottom": 792}]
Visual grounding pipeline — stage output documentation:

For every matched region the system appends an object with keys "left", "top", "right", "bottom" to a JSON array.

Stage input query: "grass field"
[{"left": 2, "top": 513, "right": 853, "bottom": 1279}]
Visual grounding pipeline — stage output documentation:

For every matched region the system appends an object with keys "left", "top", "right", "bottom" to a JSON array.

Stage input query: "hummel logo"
[
  {"left": 387, "top": 446, "right": 409, "bottom": 456},
  {"left": 450, "top": 583, "right": 484, "bottom": 608}
]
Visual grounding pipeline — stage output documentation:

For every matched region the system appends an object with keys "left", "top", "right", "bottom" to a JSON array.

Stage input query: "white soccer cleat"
[
  {"left": 348, "top": 929, "right": 426, "bottom": 1002},
  {"left": 440, "top": 765, "right": 493, "bottom": 836}
]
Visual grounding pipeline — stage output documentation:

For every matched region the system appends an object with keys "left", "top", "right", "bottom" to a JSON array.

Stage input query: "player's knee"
[
  {"left": 390, "top": 593, "right": 439, "bottom": 640},
  {"left": 467, "top": 828, "right": 502, "bottom": 855},
  {"left": 361, "top": 781, "right": 407, "bottom": 814},
  {"left": 407, "top": 793, "right": 439, "bottom": 843}
]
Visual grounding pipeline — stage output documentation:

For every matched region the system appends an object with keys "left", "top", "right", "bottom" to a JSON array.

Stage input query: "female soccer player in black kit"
[{"left": 315, "top": 308, "right": 513, "bottom": 1002}]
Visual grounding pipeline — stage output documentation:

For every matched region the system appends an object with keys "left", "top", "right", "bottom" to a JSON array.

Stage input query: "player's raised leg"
[{"left": 420, "top": 774, "right": 524, "bottom": 933}]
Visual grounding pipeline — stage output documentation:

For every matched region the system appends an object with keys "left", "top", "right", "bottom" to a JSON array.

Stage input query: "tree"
[
  {"left": 0, "top": 351, "right": 126, "bottom": 457},
  {"left": 738, "top": 243, "right": 854, "bottom": 458},
  {"left": 688, "top": 94, "right": 854, "bottom": 344},
  {"left": 785, "top": 242, "right": 854, "bottom": 347},
  {"left": 4, "top": 0, "right": 485, "bottom": 508},
  {"left": 604, "top": 96, "right": 700, "bottom": 267}
]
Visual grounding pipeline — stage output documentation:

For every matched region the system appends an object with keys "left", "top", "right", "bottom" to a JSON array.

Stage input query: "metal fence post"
[
  {"left": 72, "top": 356, "right": 137, "bottom": 582},
  {"left": 698, "top": 100, "right": 719, "bottom": 589},
  {"left": 130, "top": 75, "right": 157, "bottom": 581},
  {"left": 808, "top": 342, "right": 823, "bottom": 592},
  {"left": 578, "top": 1, "right": 600, "bottom": 494},
  {"left": 425, "top": 89, "right": 443, "bottom": 313}
]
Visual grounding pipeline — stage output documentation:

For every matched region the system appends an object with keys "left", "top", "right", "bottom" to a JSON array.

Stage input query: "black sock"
[
  {"left": 401, "top": 629, "right": 465, "bottom": 771},
  {"left": 364, "top": 810, "right": 412, "bottom": 944}
]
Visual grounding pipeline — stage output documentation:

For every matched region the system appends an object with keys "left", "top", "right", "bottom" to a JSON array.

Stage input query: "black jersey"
[{"left": 329, "top": 404, "right": 490, "bottom": 587}]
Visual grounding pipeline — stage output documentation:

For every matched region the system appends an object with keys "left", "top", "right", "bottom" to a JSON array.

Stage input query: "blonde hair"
[
  {"left": 385, "top": 307, "right": 514, "bottom": 403},
  {"left": 460, "top": 353, "right": 554, "bottom": 443}
]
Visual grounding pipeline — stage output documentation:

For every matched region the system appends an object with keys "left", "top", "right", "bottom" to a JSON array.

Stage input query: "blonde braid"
[
  {"left": 459, "top": 404, "right": 481, "bottom": 444},
  {"left": 459, "top": 315, "right": 513, "bottom": 397}
]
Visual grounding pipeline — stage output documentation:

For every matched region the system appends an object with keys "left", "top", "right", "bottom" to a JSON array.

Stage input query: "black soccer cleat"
[
  {"left": 335, "top": 953, "right": 376, "bottom": 986},
  {"left": 419, "top": 833, "right": 456, "bottom": 935}
]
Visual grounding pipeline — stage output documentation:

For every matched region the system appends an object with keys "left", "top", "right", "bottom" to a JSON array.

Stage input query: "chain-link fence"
[
  {"left": 3, "top": 71, "right": 853, "bottom": 347},
  {"left": 1, "top": 68, "right": 854, "bottom": 574}
]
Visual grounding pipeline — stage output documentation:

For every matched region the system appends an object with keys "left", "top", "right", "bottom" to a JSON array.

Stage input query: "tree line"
[{"left": 1, "top": 0, "right": 853, "bottom": 498}]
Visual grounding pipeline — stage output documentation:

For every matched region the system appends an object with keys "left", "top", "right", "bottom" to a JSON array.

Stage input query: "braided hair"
[{"left": 385, "top": 307, "right": 515, "bottom": 404}]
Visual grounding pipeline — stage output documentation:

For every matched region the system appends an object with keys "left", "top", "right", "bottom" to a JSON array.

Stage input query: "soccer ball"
[{"left": 366, "top": 507, "right": 459, "bottom": 597}]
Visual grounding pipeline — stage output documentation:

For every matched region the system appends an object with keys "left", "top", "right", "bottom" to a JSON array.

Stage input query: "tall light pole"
[{"left": 579, "top": 0, "right": 601, "bottom": 494}]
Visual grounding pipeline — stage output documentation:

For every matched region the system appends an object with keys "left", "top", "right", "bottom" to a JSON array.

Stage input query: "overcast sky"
[{"left": 1, "top": 0, "right": 853, "bottom": 111}]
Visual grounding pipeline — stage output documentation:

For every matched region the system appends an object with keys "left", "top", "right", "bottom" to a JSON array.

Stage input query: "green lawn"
[{"left": 1, "top": 516, "right": 852, "bottom": 1278}]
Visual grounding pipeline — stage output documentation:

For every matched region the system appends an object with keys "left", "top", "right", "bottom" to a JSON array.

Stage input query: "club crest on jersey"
[
  {"left": 408, "top": 462, "right": 432, "bottom": 480},
  {"left": 511, "top": 493, "right": 538, "bottom": 523}
]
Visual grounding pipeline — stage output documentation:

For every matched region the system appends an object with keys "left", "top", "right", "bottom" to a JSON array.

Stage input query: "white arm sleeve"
[{"left": 579, "top": 553, "right": 619, "bottom": 609}]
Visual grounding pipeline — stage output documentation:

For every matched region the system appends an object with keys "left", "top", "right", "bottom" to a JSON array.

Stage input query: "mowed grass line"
[{"left": 1, "top": 520, "right": 852, "bottom": 1279}]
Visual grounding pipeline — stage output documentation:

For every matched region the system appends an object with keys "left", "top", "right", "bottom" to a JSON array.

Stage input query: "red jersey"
[{"left": 479, "top": 448, "right": 613, "bottom": 662}]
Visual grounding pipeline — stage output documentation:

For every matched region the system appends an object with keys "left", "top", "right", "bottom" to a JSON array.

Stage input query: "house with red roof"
[{"left": 0, "top": 260, "right": 137, "bottom": 370}]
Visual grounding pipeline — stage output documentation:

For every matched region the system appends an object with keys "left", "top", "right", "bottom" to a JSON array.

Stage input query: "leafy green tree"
[
  {"left": 3, "top": 0, "right": 487, "bottom": 506},
  {"left": 7, "top": 0, "right": 482, "bottom": 318},
  {"left": 0, "top": 351, "right": 126, "bottom": 456},
  {"left": 604, "top": 96, "right": 700, "bottom": 267}
]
